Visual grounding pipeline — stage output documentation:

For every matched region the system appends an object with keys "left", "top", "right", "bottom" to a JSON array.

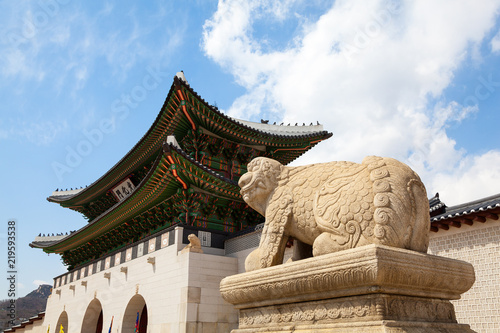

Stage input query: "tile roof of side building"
[
  {"left": 429, "top": 192, "right": 500, "bottom": 232},
  {"left": 3, "top": 312, "right": 45, "bottom": 332}
]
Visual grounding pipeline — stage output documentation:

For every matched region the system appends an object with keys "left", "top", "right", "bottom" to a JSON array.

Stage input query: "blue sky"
[{"left": 1, "top": 0, "right": 499, "bottom": 297}]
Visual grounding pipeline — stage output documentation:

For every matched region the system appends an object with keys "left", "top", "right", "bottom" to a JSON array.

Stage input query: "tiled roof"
[
  {"left": 31, "top": 151, "right": 177, "bottom": 252},
  {"left": 3, "top": 312, "right": 45, "bottom": 332},
  {"left": 180, "top": 76, "right": 331, "bottom": 140},
  {"left": 430, "top": 193, "right": 500, "bottom": 232},
  {"left": 428, "top": 193, "right": 446, "bottom": 215},
  {"left": 163, "top": 142, "right": 238, "bottom": 187},
  {"left": 31, "top": 142, "right": 248, "bottom": 254},
  {"left": 47, "top": 74, "right": 331, "bottom": 207},
  {"left": 234, "top": 118, "right": 326, "bottom": 135}
]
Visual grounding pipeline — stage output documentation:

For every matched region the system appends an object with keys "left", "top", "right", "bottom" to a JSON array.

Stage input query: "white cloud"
[
  {"left": 431, "top": 151, "right": 500, "bottom": 206},
  {"left": 203, "top": 0, "right": 500, "bottom": 204},
  {"left": 15, "top": 120, "right": 69, "bottom": 146},
  {"left": 492, "top": 29, "right": 500, "bottom": 53},
  {"left": 33, "top": 279, "right": 49, "bottom": 286},
  {"left": 0, "top": 2, "right": 185, "bottom": 90},
  {"left": 0, "top": 2, "right": 187, "bottom": 150}
]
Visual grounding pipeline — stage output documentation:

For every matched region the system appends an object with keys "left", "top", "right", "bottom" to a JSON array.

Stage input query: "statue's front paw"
[{"left": 245, "top": 248, "right": 264, "bottom": 272}]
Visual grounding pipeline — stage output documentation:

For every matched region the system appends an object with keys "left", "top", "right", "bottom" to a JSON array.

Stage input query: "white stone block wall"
[
  {"left": 27, "top": 320, "right": 44, "bottom": 332},
  {"left": 184, "top": 253, "right": 238, "bottom": 332},
  {"left": 32, "top": 227, "right": 238, "bottom": 333},
  {"left": 19, "top": 217, "right": 500, "bottom": 333},
  {"left": 428, "top": 219, "right": 500, "bottom": 333},
  {"left": 224, "top": 229, "right": 293, "bottom": 274},
  {"left": 225, "top": 230, "right": 260, "bottom": 273}
]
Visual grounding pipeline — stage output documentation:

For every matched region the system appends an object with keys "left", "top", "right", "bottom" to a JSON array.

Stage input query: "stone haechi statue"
[
  {"left": 181, "top": 234, "right": 203, "bottom": 254},
  {"left": 238, "top": 156, "right": 430, "bottom": 272}
]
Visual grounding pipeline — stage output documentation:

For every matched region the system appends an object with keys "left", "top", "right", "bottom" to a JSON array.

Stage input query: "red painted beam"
[{"left": 474, "top": 216, "right": 486, "bottom": 223}]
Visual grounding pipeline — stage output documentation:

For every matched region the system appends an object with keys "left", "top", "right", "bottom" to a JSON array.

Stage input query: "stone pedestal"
[{"left": 220, "top": 244, "right": 476, "bottom": 332}]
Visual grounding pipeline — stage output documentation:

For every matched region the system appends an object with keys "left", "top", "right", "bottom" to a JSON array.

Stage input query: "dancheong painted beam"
[{"left": 31, "top": 72, "right": 332, "bottom": 270}]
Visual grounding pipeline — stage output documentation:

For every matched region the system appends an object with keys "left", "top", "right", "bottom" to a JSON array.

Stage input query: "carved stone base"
[
  {"left": 234, "top": 294, "right": 474, "bottom": 332},
  {"left": 220, "top": 245, "right": 476, "bottom": 333}
]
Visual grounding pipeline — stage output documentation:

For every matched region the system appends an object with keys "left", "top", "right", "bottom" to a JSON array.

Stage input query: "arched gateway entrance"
[
  {"left": 122, "top": 294, "right": 148, "bottom": 333},
  {"left": 81, "top": 299, "right": 103, "bottom": 333},
  {"left": 55, "top": 311, "right": 68, "bottom": 333}
]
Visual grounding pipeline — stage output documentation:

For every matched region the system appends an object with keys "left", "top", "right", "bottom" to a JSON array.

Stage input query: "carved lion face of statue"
[{"left": 239, "top": 157, "right": 282, "bottom": 216}]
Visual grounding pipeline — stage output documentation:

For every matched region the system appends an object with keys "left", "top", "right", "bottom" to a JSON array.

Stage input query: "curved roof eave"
[
  {"left": 162, "top": 142, "right": 242, "bottom": 200},
  {"left": 32, "top": 151, "right": 175, "bottom": 252},
  {"left": 32, "top": 143, "right": 247, "bottom": 253},
  {"left": 46, "top": 79, "right": 181, "bottom": 205},
  {"left": 431, "top": 192, "right": 500, "bottom": 223},
  {"left": 47, "top": 75, "right": 332, "bottom": 206},
  {"left": 179, "top": 78, "right": 332, "bottom": 139}
]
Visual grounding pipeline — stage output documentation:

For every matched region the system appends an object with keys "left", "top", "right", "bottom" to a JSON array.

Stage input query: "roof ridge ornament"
[{"left": 176, "top": 71, "right": 188, "bottom": 84}]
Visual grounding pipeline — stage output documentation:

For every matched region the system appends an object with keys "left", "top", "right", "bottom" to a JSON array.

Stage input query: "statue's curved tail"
[{"left": 365, "top": 156, "right": 429, "bottom": 253}]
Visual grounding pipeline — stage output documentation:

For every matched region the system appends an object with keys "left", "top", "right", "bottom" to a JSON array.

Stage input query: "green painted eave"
[
  {"left": 163, "top": 143, "right": 242, "bottom": 201},
  {"left": 35, "top": 152, "right": 180, "bottom": 253},
  {"left": 47, "top": 76, "right": 331, "bottom": 209},
  {"left": 33, "top": 143, "right": 248, "bottom": 254}
]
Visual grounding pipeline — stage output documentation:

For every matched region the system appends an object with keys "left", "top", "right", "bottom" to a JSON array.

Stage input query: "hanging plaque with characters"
[{"left": 111, "top": 178, "right": 136, "bottom": 201}]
